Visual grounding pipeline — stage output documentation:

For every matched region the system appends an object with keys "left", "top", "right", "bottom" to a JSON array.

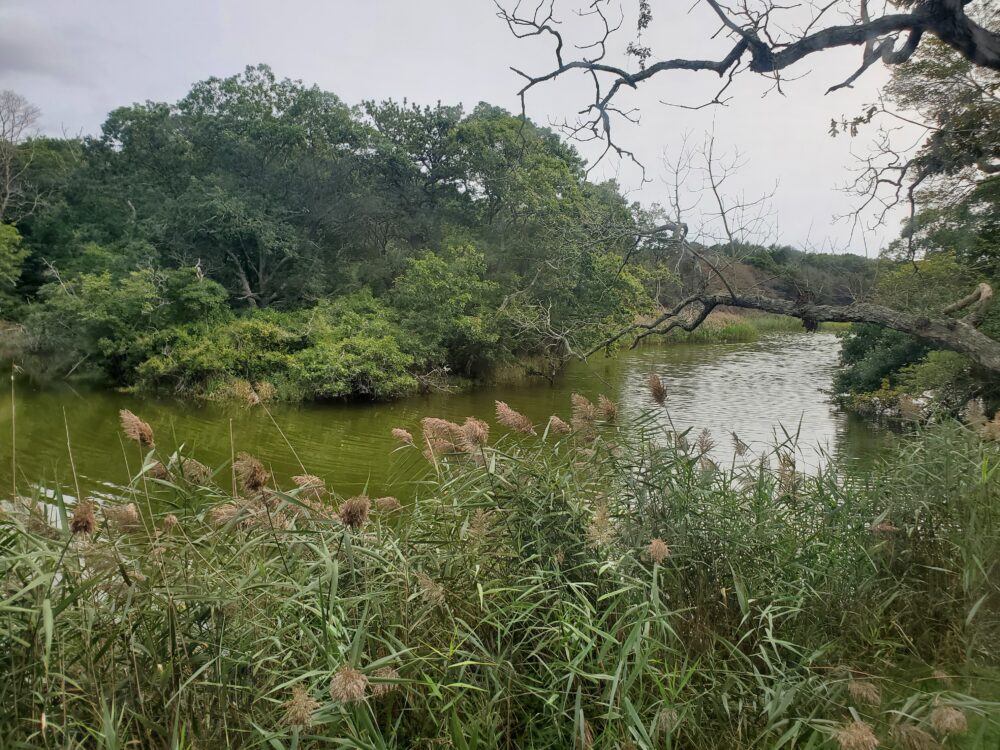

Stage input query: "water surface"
[{"left": 1, "top": 333, "right": 883, "bottom": 500}]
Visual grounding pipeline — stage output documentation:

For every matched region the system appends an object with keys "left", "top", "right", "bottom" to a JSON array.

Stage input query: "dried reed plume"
[
  {"left": 180, "top": 457, "right": 211, "bottom": 485},
  {"left": 648, "top": 538, "right": 670, "bottom": 564},
  {"left": 119, "top": 409, "right": 154, "bottom": 447},
  {"left": 571, "top": 393, "right": 597, "bottom": 425},
  {"left": 292, "top": 474, "right": 326, "bottom": 502},
  {"left": 868, "top": 519, "right": 900, "bottom": 534},
  {"left": 416, "top": 571, "right": 446, "bottom": 606},
  {"left": 931, "top": 669, "right": 953, "bottom": 687},
  {"left": 891, "top": 724, "right": 940, "bottom": 750},
  {"left": 209, "top": 502, "right": 242, "bottom": 527},
  {"left": 586, "top": 501, "right": 614, "bottom": 548},
  {"left": 70, "top": 499, "right": 96, "bottom": 535},
  {"left": 391, "top": 427, "right": 414, "bottom": 445},
  {"left": 338, "top": 495, "right": 370, "bottom": 530},
  {"left": 655, "top": 708, "right": 679, "bottom": 736},
  {"left": 147, "top": 461, "right": 171, "bottom": 481},
  {"left": 329, "top": 665, "right": 368, "bottom": 703},
  {"left": 370, "top": 667, "right": 400, "bottom": 697},
  {"left": 375, "top": 496, "right": 402, "bottom": 512},
  {"left": 104, "top": 502, "right": 141, "bottom": 531},
  {"left": 695, "top": 428, "right": 715, "bottom": 454},
  {"left": 466, "top": 509, "right": 494, "bottom": 544},
  {"left": 234, "top": 452, "right": 270, "bottom": 494},
  {"left": 597, "top": 394, "right": 617, "bottom": 422},
  {"left": 647, "top": 373, "right": 667, "bottom": 405},
  {"left": 930, "top": 705, "right": 967, "bottom": 736},
  {"left": 731, "top": 431, "right": 749, "bottom": 457},
  {"left": 495, "top": 401, "right": 535, "bottom": 434},
  {"left": 548, "top": 415, "right": 572, "bottom": 434},
  {"left": 847, "top": 679, "right": 881, "bottom": 706},
  {"left": 282, "top": 684, "right": 320, "bottom": 728},
  {"left": 834, "top": 719, "right": 879, "bottom": 750},
  {"left": 162, "top": 514, "right": 178, "bottom": 531},
  {"left": 458, "top": 416, "right": 490, "bottom": 451}
]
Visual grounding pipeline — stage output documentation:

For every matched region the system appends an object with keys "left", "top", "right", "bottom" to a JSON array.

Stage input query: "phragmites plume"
[
  {"left": 548, "top": 415, "right": 572, "bottom": 434},
  {"left": 586, "top": 500, "right": 614, "bottom": 548},
  {"left": 375, "top": 496, "right": 402, "bottom": 512},
  {"left": 931, "top": 669, "right": 953, "bottom": 687},
  {"left": 571, "top": 394, "right": 597, "bottom": 427},
  {"left": 292, "top": 474, "right": 326, "bottom": 502},
  {"left": 868, "top": 519, "right": 900, "bottom": 534},
  {"left": 146, "top": 461, "right": 171, "bottom": 481},
  {"left": 370, "top": 667, "right": 400, "bottom": 697},
  {"left": 162, "top": 513, "right": 178, "bottom": 532},
  {"left": 234, "top": 452, "right": 270, "bottom": 494},
  {"left": 338, "top": 495, "right": 370, "bottom": 530},
  {"left": 421, "top": 417, "right": 461, "bottom": 459},
  {"left": 648, "top": 537, "right": 670, "bottom": 564},
  {"left": 458, "top": 417, "right": 490, "bottom": 452},
  {"left": 391, "top": 427, "right": 414, "bottom": 446},
  {"left": 891, "top": 724, "right": 939, "bottom": 750},
  {"left": 930, "top": 705, "right": 967, "bottom": 736},
  {"left": 833, "top": 719, "right": 879, "bottom": 750},
  {"left": 179, "top": 457, "right": 211, "bottom": 485},
  {"left": 209, "top": 502, "right": 239, "bottom": 527},
  {"left": 978, "top": 409, "right": 1000, "bottom": 442},
  {"left": 70, "top": 498, "right": 97, "bottom": 535},
  {"left": 647, "top": 373, "right": 667, "bottom": 405},
  {"left": 695, "top": 428, "right": 715, "bottom": 455},
  {"left": 282, "top": 684, "right": 320, "bottom": 728},
  {"left": 731, "top": 431, "right": 749, "bottom": 457},
  {"left": 597, "top": 394, "right": 617, "bottom": 422},
  {"left": 495, "top": 401, "right": 535, "bottom": 434},
  {"left": 847, "top": 679, "right": 881, "bottom": 706},
  {"left": 119, "top": 409, "right": 154, "bottom": 448},
  {"left": 416, "top": 571, "right": 446, "bottom": 606},
  {"left": 105, "top": 502, "right": 141, "bottom": 531},
  {"left": 466, "top": 509, "right": 494, "bottom": 544},
  {"left": 329, "top": 664, "right": 368, "bottom": 703}
]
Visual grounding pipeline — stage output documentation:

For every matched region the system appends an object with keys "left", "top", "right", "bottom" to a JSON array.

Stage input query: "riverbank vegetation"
[
  {"left": 0, "top": 68, "right": 882, "bottom": 403},
  {"left": 2, "top": 394, "right": 998, "bottom": 747}
]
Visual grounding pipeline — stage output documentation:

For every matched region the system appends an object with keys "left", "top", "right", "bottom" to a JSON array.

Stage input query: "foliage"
[
  {"left": 138, "top": 292, "right": 416, "bottom": 401},
  {"left": 0, "top": 223, "right": 26, "bottom": 317},
  {"left": 1, "top": 408, "right": 998, "bottom": 747}
]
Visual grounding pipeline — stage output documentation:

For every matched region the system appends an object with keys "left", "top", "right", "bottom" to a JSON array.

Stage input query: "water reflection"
[{"left": 1, "top": 333, "right": 884, "bottom": 500}]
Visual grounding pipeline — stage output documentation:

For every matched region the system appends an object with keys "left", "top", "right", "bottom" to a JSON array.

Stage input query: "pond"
[{"left": 1, "top": 332, "right": 885, "bottom": 501}]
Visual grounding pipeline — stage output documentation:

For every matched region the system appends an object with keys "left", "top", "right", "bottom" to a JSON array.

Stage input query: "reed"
[{"left": 1, "top": 404, "right": 998, "bottom": 748}]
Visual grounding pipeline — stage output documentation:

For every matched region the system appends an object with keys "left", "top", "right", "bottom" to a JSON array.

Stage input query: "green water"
[{"left": 1, "top": 333, "right": 885, "bottom": 501}]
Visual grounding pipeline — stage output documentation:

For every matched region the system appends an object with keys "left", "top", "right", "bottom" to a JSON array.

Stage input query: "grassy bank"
[{"left": 2, "top": 397, "right": 998, "bottom": 748}]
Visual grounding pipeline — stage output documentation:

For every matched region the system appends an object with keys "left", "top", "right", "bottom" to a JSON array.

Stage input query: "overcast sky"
[{"left": 0, "top": 0, "right": 910, "bottom": 254}]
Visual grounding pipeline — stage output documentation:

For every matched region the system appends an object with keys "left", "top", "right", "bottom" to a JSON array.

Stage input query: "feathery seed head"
[
  {"left": 180, "top": 457, "right": 211, "bottom": 485},
  {"left": 119, "top": 409, "right": 154, "bottom": 447},
  {"left": 458, "top": 416, "right": 490, "bottom": 451},
  {"left": 391, "top": 427, "right": 414, "bottom": 445},
  {"left": 234, "top": 452, "right": 270, "bottom": 493},
  {"left": 548, "top": 415, "right": 572, "bottom": 434},
  {"left": 834, "top": 719, "right": 879, "bottom": 750},
  {"left": 647, "top": 373, "right": 667, "bottom": 405},
  {"left": 292, "top": 474, "right": 326, "bottom": 502},
  {"left": 495, "top": 401, "right": 535, "bottom": 434},
  {"left": 891, "top": 724, "right": 940, "bottom": 750},
  {"left": 105, "top": 502, "right": 141, "bottom": 531},
  {"left": 597, "top": 394, "right": 617, "bottom": 422},
  {"left": 338, "top": 495, "right": 370, "bottom": 530},
  {"left": 648, "top": 537, "right": 670, "bottom": 564},
  {"left": 848, "top": 680, "right": 881, "bottom": 706},
  {"left": 282, "top": 684, "right": 320, "bottom": 728},
  {"left": 329, "top": 665, "right": 368, "bottom": 703},
  {"left": 375, "top": 496, "right": 402, "bottom": 512},
  {"left": 370, "top": 667, "right": 400, "bottom": 697},
  {"left": 930, "top": 706, "right": 967, "bottom": 736},
  {"left": 70, "top": 499, "right": 97, "bottom": 535}
]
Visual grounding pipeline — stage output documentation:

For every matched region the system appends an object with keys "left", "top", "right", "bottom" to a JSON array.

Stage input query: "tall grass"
[{"left": 1, "top": 400, "right": 998, "bottom": 748}]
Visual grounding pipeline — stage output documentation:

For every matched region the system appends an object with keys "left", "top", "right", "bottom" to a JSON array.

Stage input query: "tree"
[
  {"left": 0, "top": 90, "right": 41, "bottom": 223},
  {"left": 500, "top": 1, "right": 1000, "bottom": 375}
]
